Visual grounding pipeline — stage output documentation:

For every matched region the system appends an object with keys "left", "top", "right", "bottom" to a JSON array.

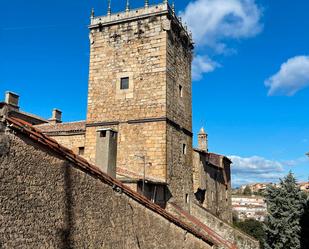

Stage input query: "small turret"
[{"left": 198, "top": 127, "right": 208, "bottom": 152}]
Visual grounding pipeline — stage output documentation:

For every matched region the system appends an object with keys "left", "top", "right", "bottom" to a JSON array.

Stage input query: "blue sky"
[{"left": 1, "top": 0, "right": 308, "bottom": 186}]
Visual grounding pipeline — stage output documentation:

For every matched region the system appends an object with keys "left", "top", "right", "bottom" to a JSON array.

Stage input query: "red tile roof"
[
  {"left": 4, "top": 116, "right": 222, "bottom": 248},
  {"left": 194, "top": 148, "right": 232, "bottom": 167}
]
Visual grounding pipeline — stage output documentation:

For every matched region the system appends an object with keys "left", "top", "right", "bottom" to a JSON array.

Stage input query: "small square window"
[
  {"left": 182, "top": 144, "right": 187, "bottom": 155},
  {"left": 78, "top": 147, "right": 85, "bottom": 156},
  {"left": 120, "top": 77, "right": 129, "bottom": 90},
  {"left": 179, "top": 85, "right": 183, "bottom": 97},
  {"left": 100, "top": 130, "right": 107, "bottom": 137}
]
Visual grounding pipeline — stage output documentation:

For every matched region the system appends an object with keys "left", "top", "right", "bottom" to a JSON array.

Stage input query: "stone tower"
[
  {"left": 85, "top": 1, "right": 194, "bottom": 208},
  {"left": 198, "top": 127, "right": 208, "bottom": 151}
]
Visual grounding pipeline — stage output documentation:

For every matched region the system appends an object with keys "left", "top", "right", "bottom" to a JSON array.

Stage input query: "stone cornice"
[
  {"left": 90, "top": 4, "right": 169, "bottom": 29},
  {"left": 89, "top": 3, "right": 193, "bottom": 47},
  {"left": 86, "top": 117, "right": 193, "bottom": 137}
]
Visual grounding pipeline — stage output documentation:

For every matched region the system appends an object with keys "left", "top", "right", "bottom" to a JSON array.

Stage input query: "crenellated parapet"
[{"left": 89, "top": 2, "right": 193, "bottom": 48}]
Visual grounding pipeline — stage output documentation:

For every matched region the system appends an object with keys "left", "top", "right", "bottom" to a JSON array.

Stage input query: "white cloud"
[
  {"left": 282, "top": 156, "right": 309, "bottom": 167},
  {"left": 265, "top": 55, "right": 309, "bottom": 96},
  {"left": 229, "top": 155, "right": 284, "bottom": 186},
  {"left": 181, "top": 0, "right": 262, "bottom": 50},
  {"left": 192, "top": 55, "right": 220, "bottom": 80},
  {"left": 180, "top": 0, "right": 262, "bottom": 80}
]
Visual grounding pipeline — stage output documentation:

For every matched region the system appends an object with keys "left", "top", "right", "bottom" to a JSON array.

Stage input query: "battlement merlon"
[{"left": 89, "top": 3, "right": 194, "bottom": 48}]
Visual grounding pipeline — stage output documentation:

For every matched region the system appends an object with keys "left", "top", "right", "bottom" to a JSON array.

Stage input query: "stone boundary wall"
[
  {"left": 191, "top": 202, "right": 260, "bottom": 249},
  {"left": 0, "top": 121, "right": 215, "bottom": 249}
]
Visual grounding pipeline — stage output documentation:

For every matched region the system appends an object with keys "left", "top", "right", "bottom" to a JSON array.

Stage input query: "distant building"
[
  {"left": 238, "top": 183, "right": 269, "bottom": 194},
  {"left": 238, "top": 181, "right": 309, "bottom": 195},
  {"left": 232, "top": 195, "right": 267, "bottom": 222},
  {"left": 299, "top": 182, "right": 309, "bottom": 193}
]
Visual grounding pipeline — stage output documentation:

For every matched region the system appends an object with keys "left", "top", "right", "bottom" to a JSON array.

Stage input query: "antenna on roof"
[
  {"left": 90, "top": 8, "right": 95, "bottom": 19},
  {"left": 126, "top": 0, "right": 130, "bottom": 12},
  {"left": 107, "top": 0, "right": 111, "bottom": 16},
  {"left": 172, "top": 1, "right": 175, "bottom": 12}
]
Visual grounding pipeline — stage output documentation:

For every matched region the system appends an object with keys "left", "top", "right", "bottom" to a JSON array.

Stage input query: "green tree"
[
  {"left": 234, "top": 219, "right": 265, "bottom": 248},
  {"left": 300, "top": 195, "right": 309, "bottom": 249},
  {"left": 243, "top": 185, "right": 252, "bottom": 195},
  {"left": 264, "top": 172, "right": 305, "bottom": 249}
]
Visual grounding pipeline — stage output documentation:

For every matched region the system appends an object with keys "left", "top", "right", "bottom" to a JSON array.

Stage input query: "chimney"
[
  {"left": 5, "top": 91, "right": 19, "bottom": 110},
  {"left": 198, "top": 127, "right": 208, "bottom": 152},
  {"left": 49, "top": 109, "right": 62, "bottom": 124},
  {"left": 95, "top": 128, "right": 118, "bottom": 178}
]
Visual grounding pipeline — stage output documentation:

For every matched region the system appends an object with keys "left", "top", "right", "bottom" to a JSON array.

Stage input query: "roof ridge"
[
  {"left": 17, "top": 110, "right": 48, "bottom": 122},
  {"left": 35, "top": 120, "right": 86, "bottom": 126}
]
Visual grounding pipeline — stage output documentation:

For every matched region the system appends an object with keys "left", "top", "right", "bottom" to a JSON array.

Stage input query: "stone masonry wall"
[
  {"left": 205, "top": 161, "right": 232, "bottom": 223},
  {"left": 192, "top": 151, "right": 232, "bottom": 223},
  {"left": 85, "top": 8, "right": 195, "bottom": 211},
  {"left": 191, "top": 202, "right": 260, "bottom": 249},
  {"left": 85, "top": 10, "right": 170, "bottom": 181},
  {"left": 87, "top": 15, "right": 168, "bottom": 123},
  {"left": 117, "top": 122, "right": 166, "bottom": 180},
  {"left": 193, "top": 151, "right": 204, "bottom": 194},
  {"left": 166, "top": 125, "right": 193, "bottom": 210},
  {"left": 166, "top": 19, "right": 193, "bottom": 131},
  {"left": 0, "top": 130, "right": 212, "bottom": 249},
  {"left": 85, "top": 122, "right": 167, "bottom": 180},
  {"left": 164, "top": 12, "right": 194, "bottom": 210},
  {"left": 223, "top": 159, "right": 232, "bottom": 223},
  {"left": 49, "top": 134, "right": 85, "bottom": 155}
]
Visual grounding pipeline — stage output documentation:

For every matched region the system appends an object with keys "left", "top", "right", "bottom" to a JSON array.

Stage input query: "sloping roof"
[
  {"left": 170, "top": 203, "right": 236, "bottom": 249},
  {"left": 193, "top": 148, "right": 232, "bottom": 167},
  {"left": 4, "top": 116, "right": 223, "bottom": 248},
  {"left": 116, "top": 167, "right": 166, "bottom": 184},
  {"left": 198, "top": 127, "right": 206, "bottom": 135},
  {"left": 15, "top": 110, "right": 48, "bottom": 124},
  {"left": 34, "top": 121, "right": 86, "bottom": 135},
  {"left": 0, "top": 102, "right": 48, "bottom": 125}
]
